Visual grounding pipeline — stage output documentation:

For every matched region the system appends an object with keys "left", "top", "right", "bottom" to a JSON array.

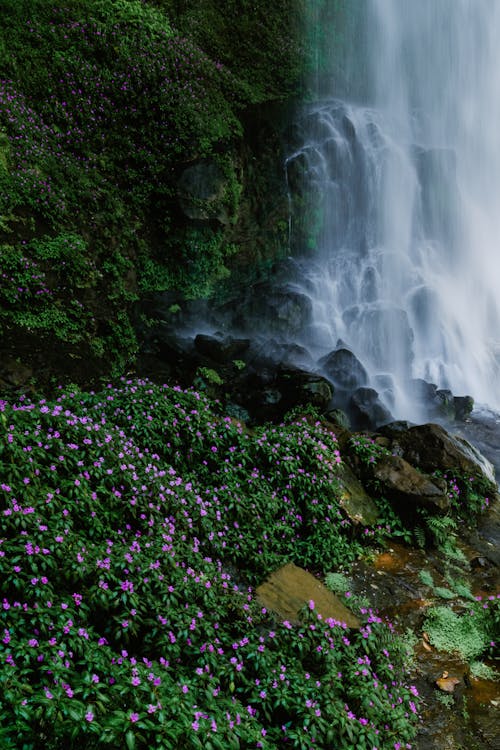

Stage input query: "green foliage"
[
  {"left": 433, "top": 586, "right": 456, "bottom": 600},
  {"left": 416, "top": 511, "right": 458, "bottom": 549},
  {"left": 196, "top": 366, "right": 224, "bottom": 386},
  {"left": 469, "top": 661, "right": 499, "bottom": 681},
  {"left": 419, "top": 569, "right": 478, "bottom": 605},
  {"left": 347, "top": 443, "right": 494, "bottom": 557},
  {"left": 348, "top": 434, "right": 391, "bottom": 466},
  {"left": 433, "top": 470, "right": 495, "bottom": 521},
  {"left": 324, "top": 571, "right": 351, "bottom": 594},
  {"left": 157, "top": 0, "right": 309, "bottom": 102},
  {"left": 444, "top": 576, "right": 475, "bottom": 602},
  {"left": 0, "top": 379, "right": 420, "bottom": 749},
  {"left": 419, "top": 569, "right": 434, "bottom": 588},
  {"left": 368, "top": 494, "right": 413, "bottom": 545},
  {"left": 0, "top": 0, "right": 303, "bottom": 375},
  {"left": 92, "top": 0, "right": 174, "bottom": 34},
  {"left": 0, "top": 235, "right": 99, "bottom": 344},
  {"left": 423, "top": 601, "right": 498, "bottom": 662},
  {"left": 435, "top": 692, "right": 455, "bottom": 709}
]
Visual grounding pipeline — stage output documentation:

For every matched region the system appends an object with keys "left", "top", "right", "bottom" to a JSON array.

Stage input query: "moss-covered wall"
[{"left": 0, "top": 0, "right": 317, "bottom": 387}]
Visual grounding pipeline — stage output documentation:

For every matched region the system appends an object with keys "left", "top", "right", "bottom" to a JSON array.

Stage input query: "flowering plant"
[{"left": 0, "top": 379, "right": 420, "bottom": 748}]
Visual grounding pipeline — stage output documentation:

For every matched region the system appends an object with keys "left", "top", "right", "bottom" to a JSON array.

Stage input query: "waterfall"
[{"left": 288, "top": 0, "right": 500, "bottom": 419}]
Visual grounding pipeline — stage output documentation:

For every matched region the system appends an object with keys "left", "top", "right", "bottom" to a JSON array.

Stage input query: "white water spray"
[{"left": 289, "top": 0, "right": 500, "bottom": 418}]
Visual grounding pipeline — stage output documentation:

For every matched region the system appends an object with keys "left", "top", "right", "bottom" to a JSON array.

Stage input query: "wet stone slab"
[{"left": 255, "top": 562, "right": 360, "bottom": 628}]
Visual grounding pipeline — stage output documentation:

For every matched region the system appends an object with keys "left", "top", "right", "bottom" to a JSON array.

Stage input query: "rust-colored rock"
[{"left": 436, "top": 675, "right": 461, "bottom": 693}]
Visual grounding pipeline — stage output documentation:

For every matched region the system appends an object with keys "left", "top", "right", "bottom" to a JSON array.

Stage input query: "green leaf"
[{"left": 125, "top": 729, "right": 136, "bottom": 750}]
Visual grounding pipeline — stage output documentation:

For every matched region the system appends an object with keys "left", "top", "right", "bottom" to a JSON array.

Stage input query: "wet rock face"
[
  {"left": 177, "top": 161, "right": 231, "bottom": 223},
  {"left": 409, "top": 378, "right": 475, "bottom": 422},
  {"left": 232, "top": 284, "right": 313, "bottom": 338},
  {"left": 335, "top": 463, "right": 379, "bottom": 525},
  {"left": 319, "top": 347, "right": 369, "bottom": 391},
  {"left": 240, "top": 366, "right": 334, "bottom": 422},
  {"left": 349, "top": 386, "right": 393, "bottom": 430},
  {"left": 386, "top": 422, "right": 496, "bottom": 486},
  {"left": 194, "top": 334, "right": 250, "bottom": 364}
]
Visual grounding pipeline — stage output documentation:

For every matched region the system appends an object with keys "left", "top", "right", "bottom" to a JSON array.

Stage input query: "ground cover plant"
[{"left": 0, "top": 378, "right": 423, "bottom": 749}]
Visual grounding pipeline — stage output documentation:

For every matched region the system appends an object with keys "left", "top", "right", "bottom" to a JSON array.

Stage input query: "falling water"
[{"left": 288, "top": 0, "right": 500, "bottom": 419}]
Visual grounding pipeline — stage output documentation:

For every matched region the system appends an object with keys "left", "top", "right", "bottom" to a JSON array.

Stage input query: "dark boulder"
[
  {"left": 409, "top": 378, "right": 438, "bottom": 403},
  {"left": 276, "top": 367, "right": 333, "bottom": 411},
  {"left": 349, "top": 387, "right": 393, "bottom": 430},
  {"left": 408, "top": 378, "right": 474, "bottom": 422},
  {"left": 371, "top": 454, "right": 449, "bottom": 511},
  {"left": 336, "top": 463, "right": 379, "bottom": 525},
  {"left": 177, "top": 161, "right": 231, "bottom": 223},
  {"left": 319, "top": 348, "right": 368, "bottom": 390},
  {"left": 232, "top": 284, "right": 313, "bottom": 337},
  {"left": 237, "top": 366, "right": 334, "bottom": 423},
  {"left": 382, "top": 422, "right": 496, "bottom": 486}
]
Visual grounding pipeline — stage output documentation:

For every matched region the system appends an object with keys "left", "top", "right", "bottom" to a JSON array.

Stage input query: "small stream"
[{"left": 348, "top": 533, "right": 499, "bottom": 749}]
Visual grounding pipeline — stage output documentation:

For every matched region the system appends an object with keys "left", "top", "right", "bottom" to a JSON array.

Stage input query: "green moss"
[
  {"left": 196, "top": 366, "right": 224, "bottom": 386},
  {"left": 0, "top": 130, "right": 9, "bottom": 173},
  {"left": 423, "top": 605, "right": 489, "bottom": 662},
  {"left": 469, "top": 661, "right": 499, "bottom": 681},
  {"left": 324, "top": 571, "right": 352, "bottom": 594}
]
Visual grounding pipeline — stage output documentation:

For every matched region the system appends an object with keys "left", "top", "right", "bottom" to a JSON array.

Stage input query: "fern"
[
  {"left": 445, "top": 576, "right": 475, "bottom": 601},
  {"left": 439, "top": 540, "right": 468, "bottom": 564},
  {"left": 434, "top": 586, "right": 456, "bottom": 600},
  {"left": 414, "top": 525, "right": 427, "bottom": 549},
  {"left": 419, "top": 569, "right": 434, "bottom": 587},
  {"left": 414, "top": 508, "right": 457, "bottom": 549}
]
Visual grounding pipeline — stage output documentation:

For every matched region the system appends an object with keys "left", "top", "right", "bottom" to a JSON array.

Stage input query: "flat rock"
[{"left": 256, "top": 562, "right": 360, "bottom": 628}]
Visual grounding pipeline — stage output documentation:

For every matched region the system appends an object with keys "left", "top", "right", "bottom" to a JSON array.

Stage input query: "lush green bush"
[{"left": 0, "top": 379, "right": 421, "bottom": 749}]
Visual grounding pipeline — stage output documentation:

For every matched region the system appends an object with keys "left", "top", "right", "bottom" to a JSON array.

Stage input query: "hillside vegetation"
[
  {"left": 1, "top": 379, "right": 498, "bottom": 748},
  {"left": 1, "top": 379, "right": 419, "bottom": 749},
  {"left": 0, "top": 0, "right": 310, "bottom": 383}
]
